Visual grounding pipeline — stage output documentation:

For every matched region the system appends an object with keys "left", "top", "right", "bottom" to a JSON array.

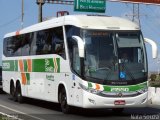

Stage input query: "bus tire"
[
  {"left": 59, "top": 87, "right": 70, "bottom": 114},
  {"left": 112, "top": 108, "right": 124, "bottom": 113},
  {"left": 10, "top": 82, "right": 16, "bottom": 101},
  {"left": 16, "top": 83, "right": 23, "bottom": 103}
]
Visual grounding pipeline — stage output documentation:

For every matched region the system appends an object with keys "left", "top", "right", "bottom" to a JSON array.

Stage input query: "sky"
[{"left": 0, "top": 0, "right": 160, "bottom": 72}]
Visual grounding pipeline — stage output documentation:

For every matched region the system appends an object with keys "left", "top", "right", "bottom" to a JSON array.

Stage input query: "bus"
[{"left": 2, "top": 15, "right": 158, "bottom": 113}]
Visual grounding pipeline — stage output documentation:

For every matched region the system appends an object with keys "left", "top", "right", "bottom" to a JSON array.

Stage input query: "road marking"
[
  {"left": 0, "top": 104, "right": 46, "bottom": 120},
  {"left": 0, "top": 111, "right": 23, "bottom": 120}
]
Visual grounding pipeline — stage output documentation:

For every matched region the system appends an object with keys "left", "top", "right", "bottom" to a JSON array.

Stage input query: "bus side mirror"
[
  {"left": 144, "top": 38, "right": 158, "bottom": 59},
  {"left": 72, "top": 36, "right": 85, "bottom": 58}
]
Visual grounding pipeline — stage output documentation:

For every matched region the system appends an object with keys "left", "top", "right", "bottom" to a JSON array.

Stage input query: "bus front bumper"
[{"left": 82, "top": 90, "right": 148, "bottom": 108}]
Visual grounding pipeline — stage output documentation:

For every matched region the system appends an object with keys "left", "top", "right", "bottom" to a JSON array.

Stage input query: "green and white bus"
[{"left": 2, "top": 15, "right": 158, "bottom": 113}]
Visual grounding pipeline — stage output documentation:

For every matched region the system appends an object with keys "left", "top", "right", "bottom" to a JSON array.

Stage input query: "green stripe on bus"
[
  {"left": 103, "top": 82, "right": 147, "bottom": 92},
  {"left": 3, "top": 58, "right": 60, "bottom": 73},
  {"left": 88, "top": 82, "right": 93, "bottom": 88},
  {"left": 46, "top": 59, "right": 54, "bottom": 72},
  {"left": 23, "top": 60, "right": 28, "bottom": 72},
  {"left": 32, "top": 58, "right": 60, "bottom": 73},
  {"left": 32, "top": 59, "right": 45, "bottom": 72},
  {"left": 2, "top": 60, "right": 15, "bottom": 71},
  {"left": 26, "top": 73, "right": 30, "bottom": 85},
  {"left": 14, "top": 60, "right": 18, "bottom": 71}
]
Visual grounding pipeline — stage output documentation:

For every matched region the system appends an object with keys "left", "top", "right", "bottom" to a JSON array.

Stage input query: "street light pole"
[
  {"left": 21, "top": 0, "right": 24, "bottom": 28},
  {"left": 36, "top": 0, "right": 45, "bottom": 23}
]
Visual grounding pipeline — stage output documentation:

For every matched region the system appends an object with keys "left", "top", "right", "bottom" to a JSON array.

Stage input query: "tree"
[{"left": 150, "top": 74, "right": 157, "bottom": 81}]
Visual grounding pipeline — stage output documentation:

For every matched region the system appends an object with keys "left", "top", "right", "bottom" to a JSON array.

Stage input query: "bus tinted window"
[
  {"left": 3, "top": 38, "right": 8, "bottom": 56},
  {"left": 3, "top": 26, "right": 66, "bottom": 58},
  {"left": 4, "top": 36, "right": 22, "bottom": 57},
  {"left": 32, "top": 26, "right": 65, "bottom": 58},
  {"left": 13, "top": 35, "right": 23, "bottom": 56},
  {"left": 65, "top": 25, "right": 81, "bottom": 75}
]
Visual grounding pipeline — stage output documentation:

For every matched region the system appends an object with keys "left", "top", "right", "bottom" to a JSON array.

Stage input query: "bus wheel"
[
  {"left": 112, "top": 108, "right": 124, "bottom": 113},
  {"left": 10, "top": 83, "right": 16, "bottom": 101},
  {"left": 59, "top": 87, "right": 70, "bottom": 114},
  {"left": 16, "top": 83, "right": 23, "bottom": 103}
]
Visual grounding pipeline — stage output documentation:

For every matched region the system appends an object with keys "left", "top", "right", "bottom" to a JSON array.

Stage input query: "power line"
[
  {"left": 109, "top": 0, "right": 160, "bottom": 5},
  {"left": 44, "top": 0, "right": 73, "bottom": 5},
  {"left": 146, "top": 6, "right": 160, "bottom": 18},
  {"left": 0, "top": 15, "right": 21, "bottom": 29},
  {"left": 140, "top": 6, "right": 160, "bottom": 35}
]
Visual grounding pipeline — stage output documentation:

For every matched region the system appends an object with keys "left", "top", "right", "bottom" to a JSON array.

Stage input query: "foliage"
[
  {"left": 150, "top": 74, "right": 157, "bottom": 81},
  {"left": 149, "top": 73, "right": 160, "bottom": 87}
]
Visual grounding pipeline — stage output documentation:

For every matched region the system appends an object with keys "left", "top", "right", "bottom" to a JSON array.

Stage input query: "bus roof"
[{"left": 4, "top": 15, "right": 140, "bottom": 38}]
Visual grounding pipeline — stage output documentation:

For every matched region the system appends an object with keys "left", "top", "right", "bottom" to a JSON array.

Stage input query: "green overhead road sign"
[{"left": 74, "top": 0, "right": 106, "bottom": 13}]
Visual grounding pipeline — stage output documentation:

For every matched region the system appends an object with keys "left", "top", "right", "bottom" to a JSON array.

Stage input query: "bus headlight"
[
  {"left": 79, "top": 83, "right": 101, "bottom": 95},
  {"left": 137, "top": 88, "right": 148, "bottom": 94},
  {"left": 89, "top": 89, "right": 101, "bottom": 94}
]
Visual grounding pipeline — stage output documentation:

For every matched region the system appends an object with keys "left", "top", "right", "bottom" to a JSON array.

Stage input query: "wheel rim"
[
  {"left": 17, "top": 85, "right": 22, "bottom": 102},
  {"left": 61, "top": 91, "right": 67, "bottom": 110},
  {"left": 17, "top": 89, "right": 21, "bottom": 99},
  {"left": 11, "top": 85, "right": 15, "bottom": 97}
]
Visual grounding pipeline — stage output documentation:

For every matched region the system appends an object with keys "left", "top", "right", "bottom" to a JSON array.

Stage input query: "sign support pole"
[{"left": 37, "top": 0, "right": 45, "bottom": 23}]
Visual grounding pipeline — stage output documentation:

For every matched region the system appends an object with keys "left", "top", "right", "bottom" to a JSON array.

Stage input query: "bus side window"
[
  {"left": 6, "top": 36, "right": 22, "bottom": 57},
  {"left": 5, "top": 37, "right": 15, "bottom": 57},
  {"left": 52, "top": 27, "right": 66, "bottom": 59},
  {"left": 42, "top": 30, "right": 52, "bottom": 54},
  {"left": 14, "top": 36, "right": 22, "bottom": 56},
  {"left": 33, "top": 27, "right": 66, "bottom": 58},
  {"left": 65, "top": 25, "right": 80, "bottom": 62},
  {"left": 30, "top": 32, "right": 37, "bottom": 55},
  {"left": 3, "top": 38, "right": 9, "bottom": 57},
  {"left": 21, "top": 33, "right": 31, "bottom": 56},
  {"left": 73, "top": 44, "right": 81, "bottom": 75},
  {"left": 36, "top": 30, "right": 46, "bottom": 55}
]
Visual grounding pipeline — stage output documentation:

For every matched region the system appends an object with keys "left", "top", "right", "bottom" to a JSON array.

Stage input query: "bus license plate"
[{"left": 114, "top": 100, "right": 126, "bottom": 105}]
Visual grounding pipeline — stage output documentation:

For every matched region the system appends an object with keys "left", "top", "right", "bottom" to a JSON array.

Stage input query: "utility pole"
[
  {"left": 125, "top": 3, "right": 142, "bottom": 28},
  {"left": 36, "top": 0, "right": 45, "bottom": 23},
  {"left": 132, "top": 4, "right": 141, "bottom": 28},
  {"left": 21, "top": 0, "right": 24, "bottom": 28}
]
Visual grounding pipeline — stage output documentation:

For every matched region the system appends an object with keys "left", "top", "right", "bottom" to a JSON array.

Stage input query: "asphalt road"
[{"left": 0, "top": 91, "right": 160, "bottom": 120}]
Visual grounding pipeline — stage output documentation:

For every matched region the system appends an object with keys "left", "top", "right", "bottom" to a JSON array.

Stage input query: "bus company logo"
[
  {"left": 45, "top": 59, "right": 54, "bottom": 72},
  {"left": 111, "top": 87, "right": 129, "bottom": 92},
  {"left": 46, "top": 75, "right": 54, "bottom": 81},
  {"left": 45, "top": 58, "right": 59, "bottom": 72},
  {"left": 2, "top": 62, "right": 10, "bottom": 69}
]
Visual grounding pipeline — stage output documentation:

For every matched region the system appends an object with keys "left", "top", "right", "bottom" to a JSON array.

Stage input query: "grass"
[
  {"left": 0, "top": 114, "right": 19, "bottom": 120},
  {"left": 0, "top": 114, "right": 10, "bottom": 120}
]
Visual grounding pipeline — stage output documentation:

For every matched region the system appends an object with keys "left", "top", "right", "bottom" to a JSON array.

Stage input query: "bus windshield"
[{"left": 83, "top": 30, "right": 147, "bottom": 85}]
